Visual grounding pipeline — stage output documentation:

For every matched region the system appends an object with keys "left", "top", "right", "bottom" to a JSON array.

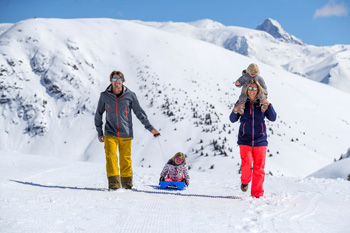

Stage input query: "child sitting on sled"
[{"left": 159, "top": 152, "right": 190, "bottom": 186}]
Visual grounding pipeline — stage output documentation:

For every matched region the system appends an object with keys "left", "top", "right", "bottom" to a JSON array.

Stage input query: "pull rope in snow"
[
  {"left": 157, "top": 137, "right": 167, "bottom": 162},
  {"left": 132, "top": 188, "right": 241, "bottom": 199}
]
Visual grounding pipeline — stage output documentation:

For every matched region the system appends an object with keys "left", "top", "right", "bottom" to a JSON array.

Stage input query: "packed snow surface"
[{"left": 1, "top": 151, "right": 349, "bottom": 233}]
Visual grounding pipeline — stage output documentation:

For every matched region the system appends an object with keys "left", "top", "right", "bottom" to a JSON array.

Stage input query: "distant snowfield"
[{"left": 1, "top": 150, "right": 349, "bottom": 233}]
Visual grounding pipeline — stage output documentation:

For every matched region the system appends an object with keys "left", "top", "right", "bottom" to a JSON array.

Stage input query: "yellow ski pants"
[{"left": 104, "top": 135, "right": 132, "bottom": 178}]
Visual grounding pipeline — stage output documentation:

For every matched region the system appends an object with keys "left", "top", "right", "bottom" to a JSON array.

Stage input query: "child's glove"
[
  {"left": 182, "top": 178, "right": 189, "bottom": 186},
  {"left": 159, "top": 176, "right": 165, "bottom": 182}
]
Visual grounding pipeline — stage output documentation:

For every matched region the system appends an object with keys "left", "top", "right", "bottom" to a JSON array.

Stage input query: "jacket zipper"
[
  {"left": 252, "top": 101, "right": 255, "bottom": 147},
  {"left": 242, "top": 123, "right": 245, "bottom": 136},
  {"left": 125, "top": 105, "right": 128, "bottom": 121},
  {"left": 107, "top": 106, "right": 110, "bottom": 121},
  {"left": 261, "top": 123, "right": 265, "bottom": 136},
  {"left": 115, "top": 97, "right": 119, "bottom": 137},
  {"left": 111, "top": 87, "right": 126, "bottom": 138}
]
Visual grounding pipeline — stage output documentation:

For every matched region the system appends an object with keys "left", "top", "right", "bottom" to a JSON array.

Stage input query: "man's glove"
[{"left": 159, "top": 176, "right": 165, "bottom": 182}]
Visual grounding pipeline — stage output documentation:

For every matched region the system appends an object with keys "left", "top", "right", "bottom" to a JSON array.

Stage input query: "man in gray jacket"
[{"left": 95, "top": 71, "right": 160, "bottom": 190}]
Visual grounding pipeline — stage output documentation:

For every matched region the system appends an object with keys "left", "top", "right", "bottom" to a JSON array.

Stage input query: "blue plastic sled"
[{"left": 159, "top": 181, "right": 187, "bottom": 190}]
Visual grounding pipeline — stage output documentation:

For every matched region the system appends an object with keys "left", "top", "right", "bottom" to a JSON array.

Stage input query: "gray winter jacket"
[{"left": 95, "top": 85, "right": 154, "bottom": 138}]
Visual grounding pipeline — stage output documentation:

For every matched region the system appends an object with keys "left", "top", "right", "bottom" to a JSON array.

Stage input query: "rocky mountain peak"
[{"left": 256, "top": 18, "right": 304, "bottom": 45}]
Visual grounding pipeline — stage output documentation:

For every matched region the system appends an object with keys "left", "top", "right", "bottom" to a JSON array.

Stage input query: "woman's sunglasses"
[
  {"left": 249, "top": 69, "right": 258, "bottom": 74},
  {"left": 248, "top": 87, "right": 258, "bottom": 91}
]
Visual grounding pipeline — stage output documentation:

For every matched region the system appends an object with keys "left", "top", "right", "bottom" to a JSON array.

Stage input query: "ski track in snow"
[{"left": 1, "top": 152, "right": 349, "bottom": 233}]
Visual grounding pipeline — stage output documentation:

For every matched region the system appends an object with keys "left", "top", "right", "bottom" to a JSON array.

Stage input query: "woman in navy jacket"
[{"left": 230, "top": 79, "right": 277, "bottom": 198}]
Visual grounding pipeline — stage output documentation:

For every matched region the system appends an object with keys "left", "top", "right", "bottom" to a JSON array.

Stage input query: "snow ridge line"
[{"left": 132, "top": 188, "right": 241, "bottom": 199}]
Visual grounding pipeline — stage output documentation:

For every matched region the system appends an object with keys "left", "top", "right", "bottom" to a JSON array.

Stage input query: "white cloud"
[{"left": 314, "top": 0, "right": 348, "bottom": 18}]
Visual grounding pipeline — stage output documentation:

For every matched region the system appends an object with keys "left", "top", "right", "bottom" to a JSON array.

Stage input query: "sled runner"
[{"left": 159, "top": 181, "right": 187, "bottom": 190}]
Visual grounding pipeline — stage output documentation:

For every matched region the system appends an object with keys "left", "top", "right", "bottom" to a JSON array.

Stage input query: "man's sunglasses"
[{"left": 111, "top": 77, "right": 123, "bottom": 82}]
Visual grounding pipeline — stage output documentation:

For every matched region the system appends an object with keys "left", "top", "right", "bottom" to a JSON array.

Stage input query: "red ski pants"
[{"left": 239, "top": 145, "right": 267, "bottom": 197}]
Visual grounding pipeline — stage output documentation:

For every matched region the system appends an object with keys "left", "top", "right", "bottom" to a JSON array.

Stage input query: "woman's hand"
[
  {"left": 233, "top": 102, "right": 245, "bottom": 113},
  {"left": 260, "top": 99, "right": 270, "bottom": 106},
  {"left": 98, "top": 136, "right": 104, "bottom": 142}
]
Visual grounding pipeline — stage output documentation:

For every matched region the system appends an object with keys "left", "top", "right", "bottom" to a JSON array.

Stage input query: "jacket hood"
[
  {"left": 105, "top": 84, "right": 128, "bottom": 94},
  {"left": 242, "top": 70, "right": 250, "bottom": 77},
  {"left": 106, "top": 84, "right": 113, "bottom": 92}
]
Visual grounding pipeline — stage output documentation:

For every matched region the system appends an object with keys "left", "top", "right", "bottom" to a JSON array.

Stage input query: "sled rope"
[
  {"left": 132, "top": 188, "right": 241, "bottom": 200},
  {"left": 157, "top": 137, "right": 167, "bottom": 162}
]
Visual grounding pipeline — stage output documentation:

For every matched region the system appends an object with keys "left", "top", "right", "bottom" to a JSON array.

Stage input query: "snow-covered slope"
[
  {"left": 1, "top": 150, "right": 349, "bottom": 233},
  {"left": 309, "top": 148, "right": 350, "bottom": 180},
  {"left": 1, "top": 18, "right": 350, "bottom": 178},
  {"left": 136, "top": 18, "right": 350, "bottom": 93},
  {"left": 309, "top": 157, "right": 350, "bottom": 180}
]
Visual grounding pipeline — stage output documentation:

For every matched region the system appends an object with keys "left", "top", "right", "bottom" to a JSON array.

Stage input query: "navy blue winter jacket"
[{"left": 229, "top": 99, "right": 277, "bottom": 147}]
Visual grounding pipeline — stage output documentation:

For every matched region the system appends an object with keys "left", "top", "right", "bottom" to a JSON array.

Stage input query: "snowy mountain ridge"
[
  {"left": 136, "top": 18, "right": 350, "bottom": 93},
  {"left": 189, "top": 19, "right": 225, "bottom": 29},
  {"left": 256, "top": 18, "right": 304, "bottom": 45},
  {"left": 0, "top": 18, "right": 350, "bottom": 179}
]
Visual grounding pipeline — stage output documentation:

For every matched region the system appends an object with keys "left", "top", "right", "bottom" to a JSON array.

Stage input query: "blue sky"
[{"left": 1, "top": 0, "right": 349, "bottom": 46}]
